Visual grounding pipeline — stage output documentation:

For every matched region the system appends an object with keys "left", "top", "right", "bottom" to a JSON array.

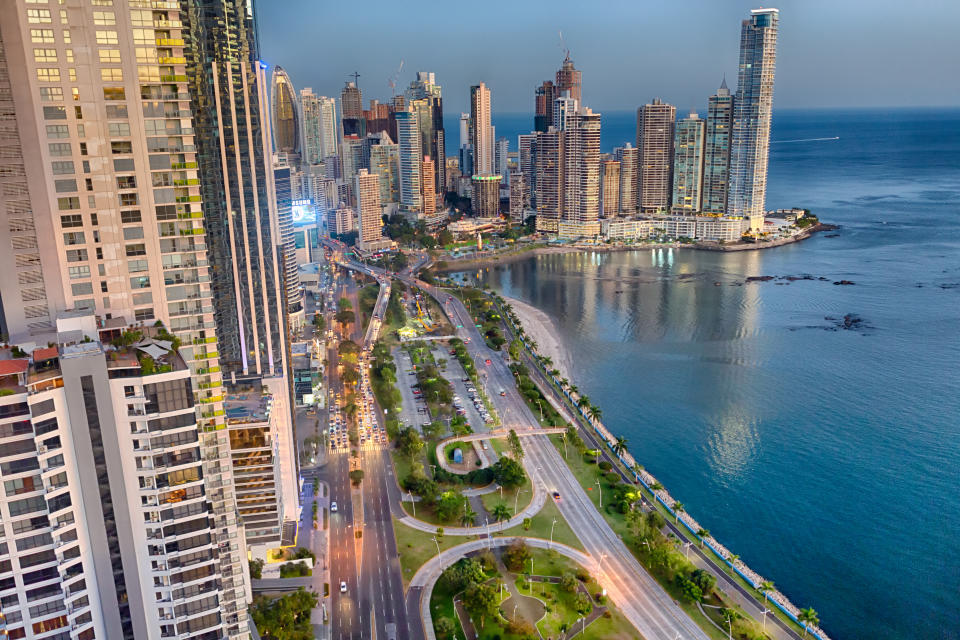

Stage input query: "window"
[
  {"left": 42, "top": 105, "right": 66, "bottom": 120},
  {"left": 60, "top": 214, "right": 82, "bottom": 228},
  {"left": 27, "top": 9, "right": 52, "bottom": 23},
  {"left": 108, "top": 122, "right": 131, "bottom": 136},
  {"left": 48, "top": 142, "right": 71, "bottom": 156},
  {"left": 100, "top": 68, "right": 123, "bottom": 82},
  {"left": 65, "top": 49, "right": 74, "bottom": 63},
  {"left": 65, "top": 249, "right": 87, "bottom": 262},
  {"left": 117, "top": 176, "right": 136, "bottom": 189},
  {"left": 4, "top": 476, "right": 43, "bottom": 498},
  {"left": 51, "top": 161, "right": 74, "bottom": 175},
  {"left": 93, "top": 11, "right": 115, "bottom": 25},
  {"left": 54, "top": 179, "right": 77, "bottom": 193},
  {"left": 33, "top": 48, "right": 57, "bottom": 62},
  {"left": 36, "top": 68, "right": 60, "bottom": 82},
  {"left": 68, "top": 266, "right": 90, "bottom": 279},
  {"left": 98, "top": 48, "right": 120, "bottom": 63},
  {"left": 9, "top": 496, "right": 46, "bottom": 517},
  {"left": 137, "top": 65, "right": 160, "bottom": 82},
  {"left": 106, "top": 104, "right": 128, "bottom": 119},
  {"left": 62, "top": 232, "right": 85, "bottom": 245},
  {"left": 125, "top": 243, "right": 146, "bottom": 257},
  {"left": 11, "top": 516, "right": 48, "bottom": 536},
  {"left": 95, "top": 30, "right": 118, "bottom": 44},
  {"left": 30, "top": 29, "right": 55, "bottom": 43},
  {"left": 121, "top": 209, "right": 141, "bottom": 223},
  {"left": 111, "top": 141, "right": 132, "bottom": 154},
  {"left": 71, "top": 283, "right": 93, "bottom": 295},
  {"left": 39, "top": 86, "right": 62, "bottom": 102},
  {"left": 103, "top": 87, "right": 125, "bottom": 101},
  {"left": 135, "top": 47, "right": 157, "bottom": 63},
  {"left": 127, "top": 259, "right": 148, "bottom": 273},
  {"left": 131, "top": 276, "right": 150, "bottom": 289},
  {"left": 46, "top": 125, "right": 69, "bottom": 138},
  {"left": 122, "top": 226, "right": 143, "bottom": 240},
  {"left": 119, "top": 193, "right": 139, "bottom": 206},
  {"left": 57, "top": 197, "right": 80, "bottom": 210},
  {"left": 135, "top": 308, "right": 155, "bottom": 322},
  {"left": 132, "top": 292, "right": 152, "bottom": 305}
]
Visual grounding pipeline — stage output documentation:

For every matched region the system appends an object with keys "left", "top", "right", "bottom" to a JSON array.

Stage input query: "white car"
[
  {"left": 340, "top": 581, "right": 347, "bottom": 593},
  {"left": 330, "top": 501, "right": 338, "bottom": 513}
]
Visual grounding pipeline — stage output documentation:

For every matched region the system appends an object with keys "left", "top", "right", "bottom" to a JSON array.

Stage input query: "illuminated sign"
[
  {"left": 292, "top": 200, "right": 316, "bottom": 225},
  {"left": 292, "top": 199, "right": 311, "bottom": 207}
]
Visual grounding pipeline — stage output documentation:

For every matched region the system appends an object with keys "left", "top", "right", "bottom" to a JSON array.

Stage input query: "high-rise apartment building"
[
  {"left": 471, "top": 175, "right": 502, "bottom": 217},
  {"left": 556, "top": 53, "right": 582, "bottom": 105},
  {"left": 396, "top": 110, "right": 422, "bottom": 212},
  {"left": 300, "top": 89, "right": 338, "bottom": 165},
  {"left": 671, "top": 113, "right": 707, "bottom": 213},
  {"left": 553, "top": 92, "right": 578, "bottom": 132},
  {"left": 703, "top": 79, "right": 734, "bottom": 214},
  {"left": 601, "top": 160, "right": 621, "bottom": 218},
  {"left": 495, "top": 137, "right": 510, "bottom": 183},
  {"left": 340, "top": 80, "right": 365, "bottom": 138},
  {"left": 270, "top": 66, "right": 301, "bottom": 161},
  {"left": 355, "top": 169, "right": 385, "bottom": 250},
  {"left": 614, "top": 144, "right": 639, "bottom": 214},
  {"left": 636, "top": 98, "right": 676, "bottom": 213},
  {"left": 729, "top": 8, "right": 779, "bottom": 218},
  {"left": 421, "top": 156, "right": 437, "bottom": 216},
  {"left": 274, "top": 159, "right": 304, "bottom": 326},
  {"left": 518, "top": 133, "right": 539, "bottom": 208},
  {"left": 340, "top": 135, "right": 365, "bottom": 183},
  {"left": 370, "top": 140, "right": 400, "bottom": 204},
  {"left": 0, "top": 0, "right": 296, "bottom": 636},
  {"left": 470, "top": 83, "right": 494, "bottom": 175},
  {"left": 509, "top": 171, "right": 526, "bottom": 224},
  {"left": 458, "top": 112, "right": 472, "bottom": 177},
  {"left": 406, "top": 72, "right": 446, "bottom": 199},
  {"left": 534, "top": 129, "right": 563, "bottom": 233},
  {"left": 317, "top": 95, "right": 338, "bottom": 159},
  {"left": 534, "top": 80, "right": 556, "bottom": 132}
]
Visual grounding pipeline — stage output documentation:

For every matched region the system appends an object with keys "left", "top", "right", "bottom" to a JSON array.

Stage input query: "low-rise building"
[
  {"left": 447, "top": 217, "right": 508, "bottom": 237},
  {"left": 557, "top": 221, "right": 602, "bottom": 240}
]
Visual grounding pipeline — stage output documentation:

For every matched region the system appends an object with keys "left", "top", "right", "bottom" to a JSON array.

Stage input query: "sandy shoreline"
[{"left": 502, "top": 296, "right": 575, "bottom": 386}]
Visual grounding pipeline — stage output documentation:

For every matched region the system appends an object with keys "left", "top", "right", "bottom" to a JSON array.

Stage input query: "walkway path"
[
  {"left": 434, "top": 427, "right": 567, "bottom": 475},
  {"left": 408, "top": 536, "right": 593, "bottom": 640}
]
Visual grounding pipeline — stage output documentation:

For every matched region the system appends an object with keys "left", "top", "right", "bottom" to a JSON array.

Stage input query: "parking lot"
[{"left": 433, "top": 346, "right": 495, "bottom": 433}]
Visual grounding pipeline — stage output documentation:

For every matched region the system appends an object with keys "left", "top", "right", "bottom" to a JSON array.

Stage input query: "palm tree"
[
  {"left": 727, "top": 554, "right": 739, "bottom": 566},
  {"left": 612, "top": 436, "right": 628, "bottom": 458},
  {"left": 491, "top": 503, "right": 510, "bottom": 524},
  {"left": 650, "top": 482, "right": 663, "bottom": 492},
  {"left": 577, "top": 395, "right": 591, "bottom": 409},
  {"left": 673, "top": 502, "right": 685, "bottom": 523},
  {"left": 758, "top": 580, "right": 775, "bottom": 605},
  {"left": 798, "top": 607, "right": 819, "bottom": 637},
  {"left": 459, "top": 506, "right": 477, "bottom": 527},
  {"left": 549, "top": 368, "right": 560, "bottom": 378},
  {"left": 541, "top": 356, "right": 553, "bottom": 367},
  {"left": 588, "top": 404, "right": 603, "bottom": 423},
  {"left": 696, "top": 528, "right": 710, "bottom": 547},
  {"left": 568, "top": 384, "right": 578, "bottom": 396}
]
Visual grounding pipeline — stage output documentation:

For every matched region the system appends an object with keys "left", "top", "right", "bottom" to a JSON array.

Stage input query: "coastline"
[
  {"left": 432, "top": 223, "right": 837, "bottom": 273},
  {"left": 496, "top": 292, "right": 833, "bottom": 640}
]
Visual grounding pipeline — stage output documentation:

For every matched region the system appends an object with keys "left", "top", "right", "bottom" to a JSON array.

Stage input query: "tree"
[
  {"left": 335, "top": 309, "right": 355, "bottom": 325},
  {"left": 577, "top": 395, "right": 591, "bottom": 409},
  {"left": 338, "top": 297, "right": 352, "bottom": 310},
  {"left": 459, "top": 505, "right": 477, "bottom": 527},
  {"left": 250, "top": 588, "right": 319, "bottom": 640},
  {"left": 502, "top": 539, "right": 532, "bottom": 572},
  {"left": 507, "top": 429, "right": 524, "bottom": 459},
  {"left": 574, "top": 591, "right": 593, "bottom": 615},
  {"left": 798, "top": 607, "right": 820, "bottom": 636},
  {"left": 676, "top": 574, "right": 703, "bottom": 602},
  {"left": 508, "top": 338, "right": 522, "bottom": 361},
  {"left": 249, "top": 558, "right": 264, "bottom": 580},
  {"left": 588, "top": 404, "right": 603, "bottom": 422},
  {"left": 559, "top": 572, "right": 577, "bottom": 593},
  {"left": 436, "top": 491, "right": 465, "bottom": 523},
  {"left": 349, "top": 469, "right": 364, "bottom": 486},
  {"left": 690, "top": 569, "right": 716, "bottom": 595},
  {"left": 396, "top": 427, "right": 424, "bottom": 459},
  {"left": 673, "top": 502, "right": 685, "bottom": 522},
  {"left": 612, "top": 436, "right": 628, "bottom": 458},
  {"left": 491, "top": 456, "right": 526, "bottom": 489},
  {"left": 434, "top": 617, "right": 456, "bottom": 639},
  {"left": 436, "top": 527, "right": 444, "bottom": 540},
  {"left": 522, "top": 517, "right": 532, "bottom": 531},
  {"left": 440, "top": 558, "right": 485, "bottom": 591},
  {"left": 696, "top": 528, "right": 710, "bottom": 547},
  {"left": 758, "top": 580, "right": 775, "bottom": 605},
  {"left": 491, "top": 502, "right": 511, "bottom": 523},
  {"left": 338, "top": 340, "right": 360, "bottom": 355},
  {"left": 463, "top": 582, "right": 498, "bottom": 629}
]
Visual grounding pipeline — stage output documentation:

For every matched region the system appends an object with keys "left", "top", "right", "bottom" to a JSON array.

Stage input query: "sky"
[{"left": 256, "top": 0, "right": 960, "bottom": 116}]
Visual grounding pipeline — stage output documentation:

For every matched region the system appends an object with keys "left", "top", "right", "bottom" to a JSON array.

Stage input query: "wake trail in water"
[{"left": 771, "top": 136, "right": 840, "bottom": 144}]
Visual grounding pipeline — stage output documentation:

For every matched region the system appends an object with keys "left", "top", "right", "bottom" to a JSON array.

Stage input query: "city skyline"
[{"left": 257, "top": 0, "right": 959, "bottom": 115}]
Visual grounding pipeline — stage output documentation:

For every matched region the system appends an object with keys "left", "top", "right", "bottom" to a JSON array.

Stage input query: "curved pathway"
[
  {"left": 408, "top": 536, "right": 595, "bottom": 640},
  {"left": 434, "top": 427, "right": 567, "bottom": 475}
]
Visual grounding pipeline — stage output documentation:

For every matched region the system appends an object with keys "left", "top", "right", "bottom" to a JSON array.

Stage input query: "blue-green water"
[{"left": 455, "top": 109, "right": 960, "bottom": 639}]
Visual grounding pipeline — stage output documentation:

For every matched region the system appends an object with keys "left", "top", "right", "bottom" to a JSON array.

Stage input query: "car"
[
  {"left": 552, "top": 491, "right": 561, "bottom": 501},
  {"left": 340, "top": 581, "right": 348, "bottom": 593},
  {"left": 330, "top": 501, "right": 338, "bottom": 513},
  {"left": 500, "top": 390, "right": 506, "bottom": 396},
  {"left": 461, "top": 377, "right": 470, "bottom": 382},
  {"left": 485, "top": 359, "right": 492, "bottom": 365}
]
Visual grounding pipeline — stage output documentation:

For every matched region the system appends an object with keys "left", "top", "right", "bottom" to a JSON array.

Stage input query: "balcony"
[
  {"left": 158, "top": 56, "right": 186, "bottom": 65},
  {"left": 156, "top": 38, "right": 184, "bottom": 46},
  {"left": 171, "top": 162, "right": 198, "bottom": 171}
]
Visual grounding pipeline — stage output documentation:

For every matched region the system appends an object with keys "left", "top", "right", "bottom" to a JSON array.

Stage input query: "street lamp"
[
  {"left": 549, "top": 518, "right": 557, "bottom": 549},
  {"left": 683, "top": 541, "right": 692, "bottom": 559},
  {"left": 762, "top": 609, "right": 771, "bottom": 633},
  {"left": 432, "top": 536, "right": 442, "bottom": 566},
  {"left": 407, "top": 491, "right": 416, "bottom": 518},
  {"left": 514, "top": 487, "right": 528, "bottom": 516},
  {"left": 595, "top": 479, "right": 603, "bottom": 508}
]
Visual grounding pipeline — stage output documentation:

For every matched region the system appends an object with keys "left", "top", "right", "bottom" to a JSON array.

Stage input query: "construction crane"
[
  {"left": 558, "top": 30, "right": 570, "bottom": 60},
  {"left": 387, "top": 60, "right": 405, "bottom": 96}
]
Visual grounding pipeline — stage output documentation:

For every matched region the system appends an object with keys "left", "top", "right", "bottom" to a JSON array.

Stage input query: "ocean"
[{"left": 452, "top": 108, "right": 960, "bottom": 639}]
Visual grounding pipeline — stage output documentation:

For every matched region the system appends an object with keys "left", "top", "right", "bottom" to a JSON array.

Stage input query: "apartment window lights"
[
  {"left": 109, "top": 122, "right": 131, "bottom": 136},
  {"left": 33, "top": 48, "right": 57, "bottom": 62},
  {"left": 54, "top": 179, "right": 77, "bottom": 193},
  {"left": 59, "top": 9, "right": 67, "bottom": 25},
  {"left": 65, "top": 49, "right": 74, "bottom": 63},
  {"left": 117, "top": 175, "right": 137, "bottom": 189},
  {"left": 132, "top": 28, "right": 153, "bottom": 44},
  {"left": 72, "top": 87, "right": 79, "bottom": 100},
  {"left": 68, "top": 68, "right": 77, "bottom": 82},
  {"left": 112, "top": 141, "right": 133, "bottom": 154},
  {"left": 101, "top": 68, "right": 123, "bottom": 82},
  {"left": 75, "top": 105, "right": 82, "bottom": 119},
  {"left": 135, "top": 47, "right": 157, "bottom": 63},
  {"left": 63, "top": 232, "right": 85, "bottom": 246},
  {"left": 119, "top": 193, "right": 139, "bottom": 206},
  {"left": 93, "top": 11, "right": 116, "bottom": 25},
  {"left": 30, "top": 29, "right": 55, "bottom": 43},
  {"left": 99, "top": 48, "right": 121, "bottom": 63},
  {"left": 36, "top": 68, "right": 60, "bottom": 82},
  {"left": 95, "top": 30, "right": 118, "bottom": 44},
  {"left": 27, "top": 9, "right": 52, "bottom": 23},
  {"left": 40, "top": 86, "right": 63, "bottom": 101},
  {"left": 104, "top": 86, "right": 126, "bottom": 100},
  {"left": 57, "top": 196, "right": 80, "bottom": 210}
]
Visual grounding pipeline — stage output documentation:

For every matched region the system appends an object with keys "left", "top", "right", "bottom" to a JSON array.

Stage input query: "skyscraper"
[
  {"left": 495, "top": 137, "right": 510, "bottom": 183},
  {"left": 601, "top": 160, "right": 622, "bottom": 218},
  {"left": 509, "top": 171, "right": 527, "bottom": 224},
  {"left": 564, "top": 108, "right": 602, "bottom": 226},
  {"left": 274, "top": 158, "right": 305, "bottom": 324},
  {"left": 340, "top": 80, "right": 365, "bottom": 138},
  {"left": 556, "top": 53, "right": 582, "bottom": 105},
  {"left": 703, "top": 78, "right": 735, "bottom": 214},
  {"left": 518, "top": 133, "right": 539, "bottom": 208},
  {"left": 396, "top": 109, "right": 423, "bottom": 212},
  {"left": 355, "top": 169, "right": 384, "bottom": 250},
  {"left": 471, "top": 175, "right": 502, "bottom": 217},
  {"left": 458, "top": 112, "right": 473, "bottom": 177},
  {"left": 534, "top": 80, "right": 556, "bottom": 132},
  {"left": 534, "top": 129, "right": 563, "bottom": 233},
  {"left": 636, "top": 98, "right": 677, "bottom": 213},
  {"left": 553, "top": 92, "right": 579, "bottom": 131},
  {"left": 422, "top": 156, "right": 437, "bottom": 216},
  {"left": 271, "top": 65, "right": 301, "bottom": 160},
  {"left": 406, "top": 72, "right": 446, "bottom": 198},
  {"left": 470, "top": 83, "right": 494, "bottom": 175},
  {"left": 671, "top": 113, "right": 707, "bottom": 213},
  {"left": 301, "top": 88, "right": 322, "bottom": 164},
  {"left": 370, "top": 139, "right": 400, "bottom": 204},
  {"left": 318, "top": 95, "right": 339, "bottom": 158},
  {"left": 729, "top": 8, "right": 779, "bottom": 218},
  {"left": 614, "top": 144, "right": 639, "bottom": 214}
]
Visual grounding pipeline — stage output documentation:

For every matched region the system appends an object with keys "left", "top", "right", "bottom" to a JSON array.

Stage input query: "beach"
[{"left": 503, "top": 296, "right": 575, "bottom": 386}]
